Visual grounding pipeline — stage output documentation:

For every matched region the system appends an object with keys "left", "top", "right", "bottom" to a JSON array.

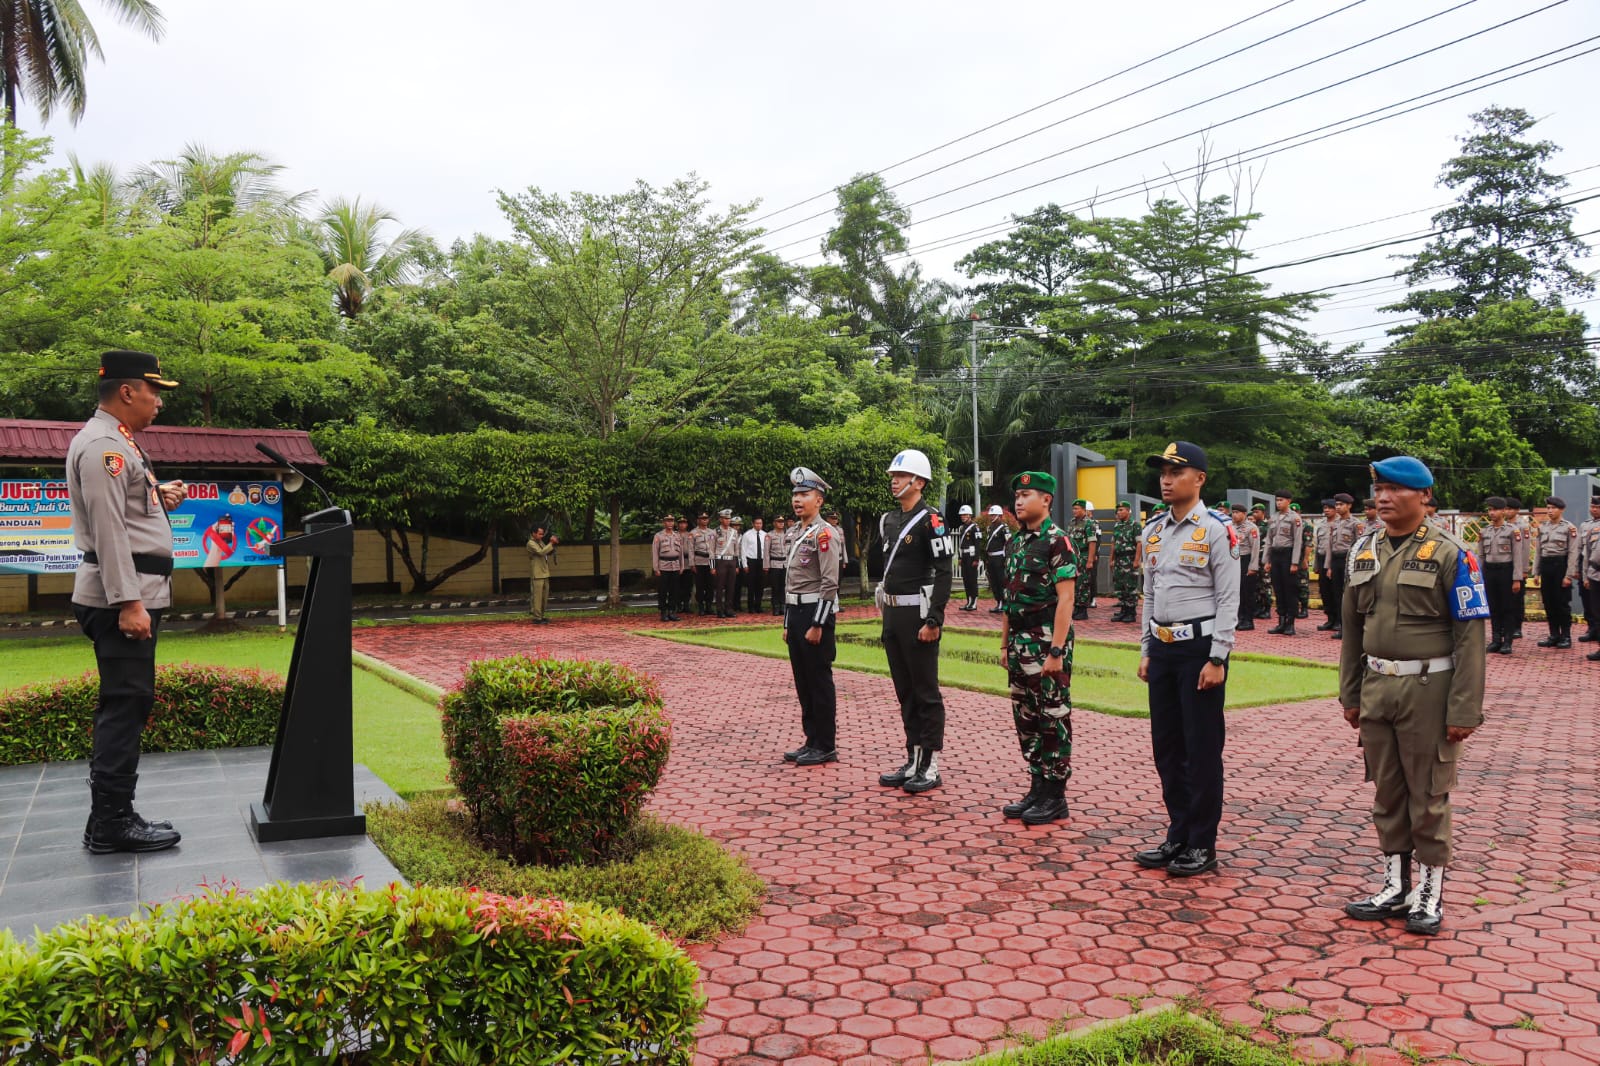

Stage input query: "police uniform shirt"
[
  {"left": 690, "top": 526, "right": 715, "bottom": 564},
  {"left": 1339, "top": 525, "right": 1486, "bottom": 728},
  {"left": 877, "top": 505, "right": 955, "bottom": 627},
  {"left": 1537, "top": 517, "right": 1581, "bottom": 572},
  {"left": 1233, "top": 519, "right": 1261, "bottom": 574},
  {"left": 713, "top": 526, "right": 741, "bottom": 562},
  {"left": 785, "top": 518, "right": 842, "bottom": 625},
  {"left": 1268, "top": 509, "right": 1303, "bottom": 552},
  {"left": 1140, "top": 502, "right": 1241, "bottom": 658},
  {"left": 764, "top": 526, "right": 790, "bottom": 570},
  {"left": 65, "top": 409, "right": 175, "bottom": 610},
  {"left": 1328, "top": 515, "right": 1360, "bottom": 560},
  {"left": 1583, "top": 518, "right": 1600, "bottom": 583},
  {"left": 651, "top": 529, "right": 687, "bottom": 572},
  {"left": 1315, "top": 521, "right": 1331, "bottom": 568},
  {"left": 1477, "top": 522, "right": 1527, "bottom": 572}
]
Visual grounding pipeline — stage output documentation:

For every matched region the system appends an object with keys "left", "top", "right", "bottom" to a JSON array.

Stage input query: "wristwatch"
[
  {"left": 1048, "top": 645, "right": 1065, "bottom": 658},
  {"left": 1207, "top": 655, "right": 1227, "bottom": 668}
]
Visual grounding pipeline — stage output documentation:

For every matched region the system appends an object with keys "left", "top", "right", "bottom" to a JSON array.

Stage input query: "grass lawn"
[
  {"left": 639, "top": 621, "right": 1337, "bottom": 717},
  {"left": 0, "top": 630, "right": 450, "bottom": 797}
]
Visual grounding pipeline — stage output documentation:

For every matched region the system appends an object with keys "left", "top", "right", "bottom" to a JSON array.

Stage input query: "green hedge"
[
  {"left": 0, "top": 663, "right": 282, "bottom": 767},
  {"left": 0, "top": 881, "right": 702, "bottom": 1065},
  {"left": 439, "top": 657, "right": 668, "bottom": 864}
]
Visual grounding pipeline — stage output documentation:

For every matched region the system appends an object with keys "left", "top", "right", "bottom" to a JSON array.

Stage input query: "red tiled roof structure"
[{"left": 0, "top": 419, "right": 324, "bottom": 467}]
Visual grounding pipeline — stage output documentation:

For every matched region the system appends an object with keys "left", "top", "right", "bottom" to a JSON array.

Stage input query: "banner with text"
[{"left": 0, "top": 479, "right": 285, "bottom": 575}]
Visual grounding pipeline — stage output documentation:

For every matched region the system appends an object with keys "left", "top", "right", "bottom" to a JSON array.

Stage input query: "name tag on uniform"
[{"left": 1401, "top": 560, "right": 1439, "bottom": 574}]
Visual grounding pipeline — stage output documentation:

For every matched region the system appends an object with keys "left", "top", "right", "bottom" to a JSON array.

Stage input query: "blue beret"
[{"left": 1369, "top": 456, "right": 1434, "bottom": 490}]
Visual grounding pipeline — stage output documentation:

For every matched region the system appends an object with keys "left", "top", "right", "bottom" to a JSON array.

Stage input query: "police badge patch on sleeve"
[
  {"left": 103, "top": 452, "right": 125, "bottom": 477},
  {"left": 1451, "top": 550, "right": 1490, "bottom": 620}
]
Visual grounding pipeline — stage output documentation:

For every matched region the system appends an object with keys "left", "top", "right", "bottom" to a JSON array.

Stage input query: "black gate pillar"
[{"left": 250, "top": 506, "right": 365, "bottom": 842}]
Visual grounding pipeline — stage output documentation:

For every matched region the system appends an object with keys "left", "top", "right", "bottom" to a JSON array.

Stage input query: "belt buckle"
[
  {"left": 1370, "top": 657, "right": 1398, "bottom": 677},
  {"left": 1156, "top": 625, "right": 1175, "bottom": 643}
]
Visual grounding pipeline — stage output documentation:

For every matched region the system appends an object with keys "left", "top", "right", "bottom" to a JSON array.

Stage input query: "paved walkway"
[{"left": 355, "top": 608, "right": 1600, "bottom": 1066}]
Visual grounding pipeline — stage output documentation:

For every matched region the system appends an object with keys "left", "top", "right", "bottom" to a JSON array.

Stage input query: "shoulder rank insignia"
[
  {"left": 1146, "top": 533, "right": 1161, "bottom": 547},
  {"left": 102, "top": 452, "right": 125, "bottom": 477},
  {"left": 116, "top": 424, "right": 134, "bottom": 442}
]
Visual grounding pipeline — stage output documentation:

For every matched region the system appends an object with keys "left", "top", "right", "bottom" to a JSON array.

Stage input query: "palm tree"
[
  {"left": 1, "top": 0, "right": 164, "bottom": 126},
  {"left": 313, "top": 196, "right": 429, "bottom": 317},
  {"left": 124, "top": 142, "right": 310, "bottom": 246}
]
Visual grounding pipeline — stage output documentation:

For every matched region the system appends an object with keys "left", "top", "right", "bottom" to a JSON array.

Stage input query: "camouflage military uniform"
[
  {"left": 1004, "top": 517, "right": 1078, "bottom": 781},
  {"left": 1066, "top": 515, "right": 1100, "bottom": 611},
  {"left": 1111, "top": 517, "right": 1140, "bottom": 614}
]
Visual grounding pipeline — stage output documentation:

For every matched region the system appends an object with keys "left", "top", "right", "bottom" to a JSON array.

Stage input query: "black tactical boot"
[
  {"left": 86, "top": 787, "right": 180, "bottom": 855},
  {"left": 1345, "top": 852, "right": 1412, "bottom": 921},
  {"left": 879, "top": 746, "right": 919, "bottom": 787},
  {"left": 1237, "top": 618, "right": 1254, "bottom": 631},
  {"left": 1071, "top": 606, "right": 1088, "bottom": 621},
  {"left": 1317, "top": 619, "right": 1336, "bottom": 631},
  {"left": 902, "top": 749, "right": 942, "bottom": 794},
  {"left": 1405, "top": 862, "right": 1444, "bottom": 935},
  {"left": 1281, "top": 619, "right": 1296, "bottom": 636},
  {"left": 1002, "top": 778, "right": 1042, "bottom": 818},
  {"left": 1555, "top": 625, "right": 1572, "bottom": 650},
  {"left": 1020, "top": 779, "right": 1068, "bottom": 825},
  {"left": 1134, "top": 840, "right": 1186, "bottom": 869},
  {"left": 1266, "top": 620, "right": 1287, "bottom": 635}
]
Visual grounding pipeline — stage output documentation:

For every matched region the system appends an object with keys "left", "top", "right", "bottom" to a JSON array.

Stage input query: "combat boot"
[
  {"left": 878, "top": 746, "right": 920, "bottom": 787},
  {"left": 1586, "top": 647, "right": 1600, "bottom": 661},
  {"left": 86, "top": 786, "right": 180, "bottom": 855},
  {"left": 1002, "top": 777, "right": 1043, "bottom": 818},
  {"left": 1020, "top": 779, "right": 1068, "bottom": 825},
  {"left": 1280, "top": 618, "right": 1296, "bottom": 636},
  {"left": 1266, "top": 620, "right": 1287, "bottom": 635},
  {"left": 1538, "top": 627, "right": 1560, "bottom": 647},
  {"left": 902, "top": 750, "right": 942, "bottom": 794},
  {"left": 1344, "top": 852, "right": 1412, "bottom": 921},
  {"left": 1071, "top": 605, "right": 1088, "bottom": 621},
  {"left": 1555, "top": 625, "right": 1572, "bottom": 650},
  {"left": 1405, "top": 862, "right": 1444, "bottom": 935},
  {"left": 1237, "top": 617, "right": 1254, "bottom": 631}
]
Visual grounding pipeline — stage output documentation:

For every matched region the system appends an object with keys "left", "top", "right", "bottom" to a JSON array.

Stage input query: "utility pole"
[{"left": 970, "top": 313, "right": 981, "bottom": 520}]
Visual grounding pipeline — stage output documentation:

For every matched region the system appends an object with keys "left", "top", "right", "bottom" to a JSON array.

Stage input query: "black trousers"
[
  {"left": 768, "top": 567, "right": 786, "bottom": 616},
  {"left": 1269, "top": 549, "right": 1295, "bottom": 622},
  {"left": 1582, "top": 577, "right": 1597, "bottom": 636},
  {"left": 745, "top": 560, "right": 764, "bottom": 612},
  {"left": 984, "top": 555, "right": 1007, "bottom": 604},
  {"left": 1238, "top": 570, "right": 1258, "bottom": 627},
  {"left": 676, "top": 569, "right": 694, "bottom": 612},
  {"left": 73, "top": 604, "right": 164, "bottom": 798},
  {"left": 1482, "top": 562, "right": 1514, "bottom": 642},
  {"left": 656, "top": 570, "right": 683, "bottom": 614},
  {"left": 1513, "top": 569, "right": 1527, "bottom": 631},
  {"left": 881, "top": 605, "right": 945, "bottom": 751},
  {"left": 1540, "top": 558, "right": 1572, "bottom": 633},
  {"left": 1324, "top": 553, "right": 1347, "bottom": 627},
  {"left": 785, "top": 606, "right": 837, "bottom": 750},
  {"left": 1146, "top": 634, "right": 1227, "bottom": 850},
  {"left": 714, "top": 560, "right": 737, "bottom": 614},
  {"left": 960, "top": 559, "right": 979, "bottom": 602},
  {"left": 694, "top": 564, "right": 712, "bottom": 612}
]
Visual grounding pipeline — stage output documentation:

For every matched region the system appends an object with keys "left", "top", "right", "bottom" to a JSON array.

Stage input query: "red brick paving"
[{"left": 355, "top": 606, "right": 1600, "bottom": 1065}]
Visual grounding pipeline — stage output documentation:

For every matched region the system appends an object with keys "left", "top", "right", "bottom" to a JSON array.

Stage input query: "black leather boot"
[
  {"left": 902, "top": 749, "right": 942, "bottom": 794},
  {"left": 1071, "top": 606, "right": 1088, "bottom": 620},
  {"left": 1020, "top": 779, "right": 1068, "bottom": 825},
  {"left": 1002, "top": 778, "right": 1042, "bottom": 818},
  {"left": 1134, "top": 840, "right": 1186, "bottom": 869},
  {"left": 1345, "top": 852, "right": 1412, "bottom": 921},
  {"left": 86, "top": 786, "right": 180, "bottom": 855},
  {"left": 1556, "top": 625, "right": 1572, "bottom": 649},
  {"left": 879, "top": 746, "right": 919, "bottom": 787}
]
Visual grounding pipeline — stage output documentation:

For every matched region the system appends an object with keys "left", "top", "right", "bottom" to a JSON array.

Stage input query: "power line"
[{"left": 747, "top": 0, "right": 1308, "bottom": 226}]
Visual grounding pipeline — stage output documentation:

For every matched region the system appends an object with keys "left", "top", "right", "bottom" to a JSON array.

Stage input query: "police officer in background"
[
  {"left": 999, "top": 471, "right": 1077, "bottom": 825},
  {"left": 1110, "top": 501, "right": 1141, "bottom": 623},
  {"left": 650, "top": 513, "right": 687, "bottom": 622},
  {"left": 742, "top": 516, "right": 767, "bottom": 613},
  {"left": 1134, "top": 442, "right": 1239, "bottom": 878},
  {"left": 1251, "top": 503, "right": 1273, "bottom": 619},
  {"left": 956, "top": 504, "right": 982, "bottom": 611},
  {"left": 1477, "top": 498, "right": 1525, "bottom": 655},
  {"left": 1506, "top": 497, "right": 1529, "bottom": 638},
  {"left": 712, "top": 509, "right": 741, "bottom": 618},
  {"left": 674, "top": 516, "right": 694, "bottom": 617},
  {"left": 765, "top": 515, "right": 789, "bottom": 617},
  {"left": 782, "top": 468, "right": 842, "bottom": 766},
  {"left": 875, "top": 449, "right": 955, "bottom": 794},
  {"left": 1356, "top": 497, "right": 1381, "bottom": 539},
  {"left": 691, "top": 513, "right": 715, "bottom": 615},
  {"left": 67, "top": 350, "right": 187, "bottom": 854},
  {"left": 1323, "top": 493, "right": 1359, "bottom": 639},
  {"left": 1293, "top": 503, "right": 1312, "bottom": 620},
  {"left": 1231, "top": 502, "right": 1261, "bottom": 631},
  {"left": 983, "top": 504, "right": 1010, "bottom": 613},
  {"left": 1266, "top": 490, "right": 1303, "bottom": 635},
  {"left": 1314, "top": 500, "right": 1335, "bottom": 630},
  {"left": 1580, "top": 495, "right": 1600, "bottom": 647},
  {"left": 1536, "top": 496, "right": 1581, "bottom": 649},
  {"left": 1340, "top": 456, "right": 1486, "bottom": 936}
]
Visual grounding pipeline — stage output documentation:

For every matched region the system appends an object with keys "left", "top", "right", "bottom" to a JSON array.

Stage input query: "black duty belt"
[
  {"left": 1006, "top": 606, "right": 1055, "bottom": 629},
  {"left": 81, "top": 551, "right": 174, "bottom": 576}
]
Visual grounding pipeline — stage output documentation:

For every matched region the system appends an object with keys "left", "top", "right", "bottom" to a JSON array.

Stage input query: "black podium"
[{"left": 250, "top": 506, "right": 366, "bottom": 842}]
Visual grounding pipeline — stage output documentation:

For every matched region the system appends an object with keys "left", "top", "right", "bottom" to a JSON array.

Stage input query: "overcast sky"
[{"left": 17, "top": 0, "right": 1600, "bottom": 349}]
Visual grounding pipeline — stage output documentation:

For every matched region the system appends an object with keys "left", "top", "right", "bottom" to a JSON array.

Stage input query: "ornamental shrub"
[
  {"left": 438, "top": 656, "right": 668, "bottom": 863},
  {"left": 0, "top": 880, "right": 702, "bottom": 1065},
  {"left": 0, "top": 663, "right": 281, "bottom": 767}
]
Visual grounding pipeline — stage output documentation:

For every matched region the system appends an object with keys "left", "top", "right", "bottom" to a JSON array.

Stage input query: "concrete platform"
[{"left": 0, "top": 747, "right": 404, "bottom": 941}]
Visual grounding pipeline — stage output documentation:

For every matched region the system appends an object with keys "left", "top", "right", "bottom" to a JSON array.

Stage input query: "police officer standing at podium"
[
  {"left": 1134, "top": 442, "right": 1239, "bottom": 878},
  {"left": 67, "top": 350, "right": 187, "bottom": 854}
]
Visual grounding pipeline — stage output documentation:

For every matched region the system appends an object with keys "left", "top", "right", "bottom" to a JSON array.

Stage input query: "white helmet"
[
  {"left": 958, "top": 505, "right": 973, "bottom": 516},
  {"left": 987, "top": 505, "right": 1004, "bottom": 516},
  {"left": 886, "top": 449, "right": 933, "bottom": 481}
]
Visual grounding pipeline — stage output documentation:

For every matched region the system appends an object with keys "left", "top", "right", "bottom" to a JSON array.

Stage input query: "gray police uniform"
[
  {"left": 765, "top": 524, "right": 790, "bottom": 617},
  {"left": 1267, "top": 507, "right": 1303, "bottom": 630},
  {"left": 1141, "top": 501, "right": 1240, "bottom": 855},
  {"left": 1536, "top": 513, "right": 1581, "bottom": 646},
  {"left": 784, "top": 503, "right": 842, "bottom": 757},
  {"left": 1477, "top": 520, "right": 1527, "bottom": 650},
  {"left": 875, "top": 503, "right": 955, "bottom": 782},
  {"left": 1581, "top": 507, "right": 1600, "bottom": 646},
  {"left": 66, "top": 410, "right": 176, "bottom": 823}
]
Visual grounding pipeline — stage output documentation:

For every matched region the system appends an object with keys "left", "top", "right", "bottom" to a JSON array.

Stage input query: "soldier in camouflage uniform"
[
  {"left": 1110, "top": 500, "right": 1141, "bottom": 622},
  {"left": 1066, "top": 498, "right": 1100, "bottom": 620},
  {"left": 1292, "top": 503, "right": 1312, "bottom": 619},
  {"left": 1252, "top": 503, "right": 1273, "bottom": 619},
  {"left": 1000, "top": 471, "right": 1078, "bottom": 825}
]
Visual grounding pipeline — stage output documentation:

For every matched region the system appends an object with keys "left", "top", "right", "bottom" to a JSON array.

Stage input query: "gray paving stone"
[{"left": 0, "top": 870, "right": 138, "bottom": 913}]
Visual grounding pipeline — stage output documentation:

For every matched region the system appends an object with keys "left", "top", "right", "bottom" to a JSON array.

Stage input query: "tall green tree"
[
  {"left": 1384, "top": 373, "right": 1547, "bottom": 505},
  {"left": 956, "top": 204, "right": 1097, "bottom": 330},
  {"left": 0, "top": 0, "right": 162, "bottom": 126},
  {"left": 1384, "top": 106, "right": 1593, "bottom": 322},
  {"left": 312, "top": 196, "right": 430, "bottom": 318}
]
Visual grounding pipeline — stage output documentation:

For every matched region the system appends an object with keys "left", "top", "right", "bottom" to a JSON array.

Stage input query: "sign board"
[{"left": 0, "top": 478, "right": 285, "bottom": 575}]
